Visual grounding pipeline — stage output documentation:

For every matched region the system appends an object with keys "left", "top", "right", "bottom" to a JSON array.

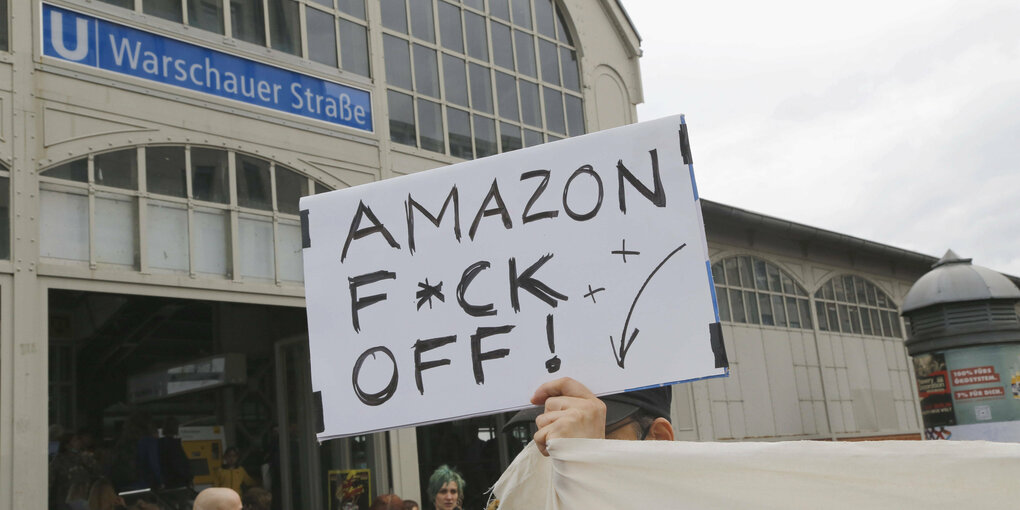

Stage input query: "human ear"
[{"left": 645, "top": 418, "right": 674, "bottom": 441}]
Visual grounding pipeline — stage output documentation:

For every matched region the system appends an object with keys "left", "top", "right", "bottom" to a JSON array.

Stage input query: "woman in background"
[{"left": 426, "top": 466, "right": 464, "bottom": 510}]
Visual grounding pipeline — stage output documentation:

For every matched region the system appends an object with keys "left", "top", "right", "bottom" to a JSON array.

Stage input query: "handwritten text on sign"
[{"left": 301, "top": 116, "right": 725, "bottom": 439}]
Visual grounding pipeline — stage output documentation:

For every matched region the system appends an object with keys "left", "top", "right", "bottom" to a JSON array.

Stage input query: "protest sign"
[{"left": 301, "top": 115, "right": 727, "bottom": 440}]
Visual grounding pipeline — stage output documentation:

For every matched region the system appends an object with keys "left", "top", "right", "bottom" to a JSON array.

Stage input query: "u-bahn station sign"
[
  {"left": 301, "top": 115, "right": 726, "bottom": 439},
  {"left": 41, "top": 2, "right": 373, "bottom": 132}
]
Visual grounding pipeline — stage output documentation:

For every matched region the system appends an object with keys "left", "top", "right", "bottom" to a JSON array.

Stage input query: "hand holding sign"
[{"left": 301, "top": 115, "right": 726, "bottom": 440}]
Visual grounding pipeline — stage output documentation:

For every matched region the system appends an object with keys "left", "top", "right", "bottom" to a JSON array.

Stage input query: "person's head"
[
  {"left": 601, "top": 385, "right": 674, "bottom": 441},
  {"left": 194, "top": 487, "right": 243, "bottom": 510},
  {"left": 222, "top": 447, "right": 240, "bottom": 468},
  {"left": 162, "top": 416, "right": 180, "bottom": 437},
  {"left": 427, "top": 465, "right": 464, "bottom": 510},
  {"left": 403, "top": 499, "right": 420, "bottom": 510},
  {"left": 242, "top": 487, "right": 272, "bottom": 510},
  {"left": 88, "top": 478, "right": 125, "bottom": 510},
  {"left": 370, "top": 493, "right": 403, "bottom": 510}
]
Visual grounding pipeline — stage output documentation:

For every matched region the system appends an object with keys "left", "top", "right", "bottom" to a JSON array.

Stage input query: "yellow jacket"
[{"left": 214, "top": 466, "right": 257, "bottom": 496}]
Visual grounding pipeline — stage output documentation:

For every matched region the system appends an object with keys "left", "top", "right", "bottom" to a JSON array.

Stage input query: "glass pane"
[
  {"left": 523, "top": 129, "right": 543, "bottom": 147},
  {"left": 309, "top": 0, "right": 330, "bottom": 6},
  {"left": 782, "top": 273, "right": 798, "bottom": 296},
  {"left": 418, "top": 99, "right": 445, "bottom": 153},
  {"left": 96, "top": 196, "right": 137, "bottom": 266},
  {"left": 339, "top": 19, "right": 370, "bottom": 76},
  {"left": 314, "top": 182, "right": 330, "bottom": 194},
  {"left": 555, "top": 6, "right": 572, "bottom": 44},
  {"left": 448, "top": 108, "right": 473, "bottom": 159},
  {"left": 723, "top": 258, "right": 739, "bottom": 288},
  {"left": 514, "top": 30, "right": 536, "bottom": 77},
  {"left": 307, "top": 7, "right": 338, "bottom": 66},
  {"left": 543, "top": 87, "right": 564, "bottom": 133},
  {"left": 865, "top": 282, "right": 878, "bottom": 306},
  {"left": 826, "top": 303, "right": 839, "bottom": 332},
  {"left": 752, "top": 259, "right": 769, "bottom": 290},
  {"left": 711, "top": 262, "right": 725, "bottom": 285},
  {"left": 231, "top": 0, "right": 266, "bottom": 45},
  {"left": 275, "top": 166, "right": 308, "bottom": 215},
  {"left": 772, "top": 295, "right": 787, "bottom": 327},
  {"left": 0, "top": 177, "right": 7, "bottom": 259},
  {"left": 564, "top": 94, "right": 583, "bottom": 137},
  {"left": 144, "top": 0, "right": 183, "bottom": 23},
  {"left": 147, "top": 146, "right": 186, "bottom": 197},
  {"left": 767, "top": 263, "right": 782, "bottom": 292},
  {"left": 413, "top": 44, "right": 440, "bottom": 98},
  {"left": 40, "top": 190, "right": 88, "bottom": 261},
  {"left": 443, "top": 54, "right": 469, "bottom": 107},
  {"left": 816, "top": 301, "right": 829, "bottom": 331},
  {"left": 534, "top": 0, "right": 556, "bottom": 38},
  {"left": 876, "top": 291, "right": 889, "bottom": 309},
  {"left": 438, "top": 2, "right": 464, "bottom": 53},
  {"left": 193, "top": 208, "right": 229, "bottom": 275},
  {"left": 860, "top": 305, "right": 873, "bottom": 335},
  {"left": 799, "top": 299, "right": 813, "bottom": 329},
  {"left": 44, "top": 158, "right": 87, "bottom": 183},
  {"left": 98, "top": 0, "right": 134, "bottom": 7},
  {"left": 409, "top": 0, "right": 435, "bottom": 42},
  {"left": 464, "top": 0, "right": 484, "bottom": 10},
  {"left": 822, "top": 280, "right": 835, "bottom": 300},
  {"left": 716, "top": 286, "right": 731, "bottom": 322},
  {"left": 548, "top": 134, "right": 561, "bottom": 142},
  {"left": 236, "top": 155, "right": 272, "bottom": 210},
  {"left": 786, "top": 296, "right": 801, "bottom": 328},
  {"left": 735, "top": 256, "right": 752, "bottom": 288},
  {"left": 500, "top": 122, "right": 522, "bottom": 152},
  {"left": 519, "top": 80, "right": 541, "bottom": 127},
  {"left": 843, "top": 276, "right": 857, "bottom": 303},
  {"left": 339, "top": 0, "right": 366, "bottom": 19},
  {"left": 855, "top": 278, "right": 869, "bottom": 305},
  {"left": 879, "top": 308, "right": 891, "bottom": 336},
  {"left": 278, "top": 222, "right": 304, "bottom": 282},
  {"left": 539, "top": 39, "right": 559, "bottom": 85},
  {"left": 837, "top": 304, "right": 852, "bottom": 333},
  {"left": 147, "top": 201, "right": 189, "bottom": 271},
  {"left": 729, "top": 289, "right": 745, "bottom": 323},
  {"left": 758, "top": 294, "right": 774, "bottom": 326},
  {"left": 561, "top": 47, "right": 579, "bottom": 91},
  {"left": 268, "top": 0, "right": 301, "bottom": 56},
  {"left": 191, "top": 148, "right": 229, "bottom": 203},
  {"left": 833, "top": 276, "right": 846, "bottom": 302},
  {"left": 848, "top": 306, "right": 862, "bottom": 334},
  {"left": 871, "top": 309, "right": 883, "bottom": 336},
  {"left": 239, "top": 215, "right": 275, "bottom": 279},
  {"left": 380, "top": 0, "right": 408, "bottom": 33},
  {"left": 492, "top": 22, "right": 514, "bottom": 70},
  {"left": 491, "top": 0, "right": 510, "bottom": 21},
  {"left": 95, "top": 149, "right": 137, "bottom": 190},
  {"left": 388, "top": 90, "right": 416, "bottom": 145},
  {"left": 469, "top": 63, "right": 493, "bottom": 113},
  {"left": 473, "top": 115, "right": 497, "bottom": 158},
  {"left": 744, "top": 291, "right": 760, "bottom": 324},
  {"left": 384, "top": 35, "right": 412, "bottom": 89},
  {"left": 888, "top": 311, "right": 902, "bottom": 337},
  {"left": 188, "top": 0, "right": 223, "bottom": 33},
  {"left": 496, "top": 72, "right": 519, "bottom": 121},
  {"left": 464, "top": 11, "right": 489, "bottom": 61},
  {"left": 511, "top": 0, "right": 532, "bottom": 29}
]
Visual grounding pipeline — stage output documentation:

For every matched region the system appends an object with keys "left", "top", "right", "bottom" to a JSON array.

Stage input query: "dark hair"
[
  {"left": 403, "top": 500, "right": 420, "bottom": 510},
  {"left": 427, "top": 465, "right": 465, "bottom": 508}
]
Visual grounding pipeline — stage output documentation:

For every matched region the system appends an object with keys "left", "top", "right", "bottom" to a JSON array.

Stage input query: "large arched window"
[
  {"left": 98, "top": 0, "right": 370, "bottom": 77},
  {"left": 383, "top": 0, "right": 583, "bottom": 158},
  {"left": 39, "top": 146, "right": 331, "bottom": 283},
  {"left": 711, "top": 255, "right": 813, "bottom": 329},
  {"left": 814, "top": 275, "right": 902, "bottom": 338}
]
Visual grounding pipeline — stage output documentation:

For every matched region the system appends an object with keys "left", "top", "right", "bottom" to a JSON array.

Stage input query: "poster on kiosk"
[{"left": 301, "top": 115, "right": 727, "bottom": 440}]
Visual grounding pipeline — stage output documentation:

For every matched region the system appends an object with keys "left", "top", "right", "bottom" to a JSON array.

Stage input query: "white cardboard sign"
[{"left": 301, "top": 115, "right": 726, "bottom": 440}]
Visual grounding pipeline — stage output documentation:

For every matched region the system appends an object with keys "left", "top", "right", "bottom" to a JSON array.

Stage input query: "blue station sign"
[{"left": 41, "top": 3, "right": 373, "bottom": 132}]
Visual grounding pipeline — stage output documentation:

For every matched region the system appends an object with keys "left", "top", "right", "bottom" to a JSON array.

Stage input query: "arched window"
[
  {"left": 39, "top": 146, "right": 331, "bottom": 283},
  {"left": 97, "top": 0, "right": 370, "bottom": 76},
  {"left": 814, "top": 275, "right": 902, "bottom": 338},
  {"left": 383, "top": 0, "right": 583, "bottom": 157},
  {"left": 711, "top": 255, "right": 813, "bottom": 329}
]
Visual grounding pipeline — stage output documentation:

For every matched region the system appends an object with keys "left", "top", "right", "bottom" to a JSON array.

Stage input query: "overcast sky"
[{"left": 622, "top": 0, "right": 1020, "bottom": 276}]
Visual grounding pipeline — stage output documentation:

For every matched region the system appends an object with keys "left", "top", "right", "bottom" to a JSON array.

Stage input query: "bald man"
[{"left": 194, "top": 487, "right": 242, "bottom": 510}]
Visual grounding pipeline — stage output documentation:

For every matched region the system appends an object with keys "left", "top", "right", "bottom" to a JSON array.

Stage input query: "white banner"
[{"left": 301, "top": 115, "right": 725, "bottom": 439}]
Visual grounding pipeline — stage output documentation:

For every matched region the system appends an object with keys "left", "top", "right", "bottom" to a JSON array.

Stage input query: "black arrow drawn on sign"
[{"left": 610, "top": 243, "right": 687, "bottom": 368}]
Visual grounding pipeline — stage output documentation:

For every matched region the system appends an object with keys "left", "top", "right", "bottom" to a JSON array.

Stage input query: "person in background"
[
  {"left": 51, "top": 432, "right": 101, "bottom": 510},
  {"left": 87, "top": 478, "right": 125, "bottom": 510},
  {"left": 214, "top": 447, "right": 258, "bottom": 497},
  {"left": 158, "top": 417, "right": 192, "bottom": 489},
  {"left": 426, "top": 466, "right": 464, "bottom": 510},
  {"left": 241, "top": 487, "right": 272, "bottom": 510},
  {"left": 402, "top": 499, "right": 419, "bottom": 510},
  {"left": 194, "top": 487, "right": 243, "bottom": 510},
  {"left": 369, "top": 493, "right": 403, "bottom": 510}
]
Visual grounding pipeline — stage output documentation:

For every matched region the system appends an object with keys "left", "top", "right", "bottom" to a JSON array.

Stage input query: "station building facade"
[{"left": 0, "top": 1, "right": 959, "bottom": 509}]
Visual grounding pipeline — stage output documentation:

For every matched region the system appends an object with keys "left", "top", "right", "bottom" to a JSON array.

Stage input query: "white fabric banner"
[{"left": 491, "top": 438, "right": 1020, "bottom": 509}]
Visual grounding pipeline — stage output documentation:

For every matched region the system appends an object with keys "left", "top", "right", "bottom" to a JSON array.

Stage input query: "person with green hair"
[{"left": 426, "top": 465, "right": 465, "bottom": 510}]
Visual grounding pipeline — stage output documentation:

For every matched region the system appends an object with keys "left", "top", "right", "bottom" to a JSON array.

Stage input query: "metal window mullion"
[
  {"left": 86, "top": 155, "right": 97, "bottom": 269},
  {"left": 269, "top": 163, "right": 281, "bottom": 285},
  {"left": 332, "top": 6, "right": 342, "bottom": 68},
  {"left": 182, "top": 0, "right": 190, "bottom": 27},
  {"left": 228, "top": 152, "right": 241, "bottom": 282},
  {"left": 138, "top": 147, "right": 149, "bottom": 273},
  {"left": 185, "top": 146, "right": 197, "bottom": 278},
  {"left": 262, "top": 0, "right": 272, "bottom": 49},
  {"left": 222, "top": 0, "right": 234, "bottom": 38},
  {"left": 299, "top": 4, "right": 310, "bottom": 60}
]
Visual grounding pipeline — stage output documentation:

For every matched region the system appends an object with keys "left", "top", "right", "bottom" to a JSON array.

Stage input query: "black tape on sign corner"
[
  {"left": 313, "top": 391, "right": 325, "bottom": 433},
  {"left": 678, "top": 125, "right": 693, "bottom": 166},
  {"left": 300, "top": 209, "right": 311, "bottom": 248},
  {"left": 709, "top": 322, "right": 728, "bottom": 369}
]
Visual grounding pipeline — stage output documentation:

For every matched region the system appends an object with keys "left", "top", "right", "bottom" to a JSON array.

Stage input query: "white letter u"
[{"left": 50, "top": 12, "right": 90, "bottom": 61}]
